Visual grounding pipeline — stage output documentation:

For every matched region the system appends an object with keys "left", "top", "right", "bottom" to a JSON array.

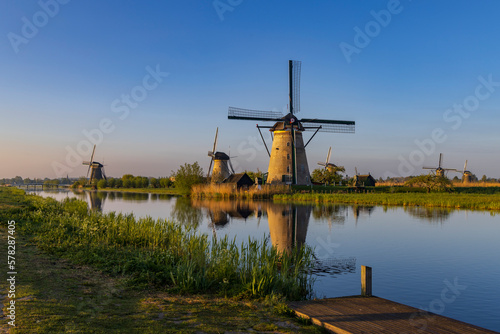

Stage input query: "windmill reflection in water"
[{"left": 195, "top": 200, "right": 357, "bottom": 276}]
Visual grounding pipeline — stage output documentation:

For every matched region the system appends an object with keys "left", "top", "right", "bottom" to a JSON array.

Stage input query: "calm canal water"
[{"left": 29, "top": 190, "right": 500, "bottom": 332}]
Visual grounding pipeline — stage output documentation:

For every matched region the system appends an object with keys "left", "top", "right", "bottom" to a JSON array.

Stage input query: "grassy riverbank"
[
  {"left": 0, "top": 188, "right": 323, "bottom": 333},
  {"left": 274, "top": 192, "right": 500, "bottom": 210}
]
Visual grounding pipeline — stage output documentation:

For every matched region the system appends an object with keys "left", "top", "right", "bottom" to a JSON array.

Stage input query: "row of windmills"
[
  {"left": 206, "top": 60, "right": 476, "bottom": 185},
  {"left": 422, "top": 153, "right": 473, "bottom": 183},
  {"left": 81, "top": 60, "right": 474, "bottom": 186}
]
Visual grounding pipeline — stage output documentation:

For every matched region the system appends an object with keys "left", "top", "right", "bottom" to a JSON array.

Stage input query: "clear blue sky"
[{"left": 2, "top": 0, "right": 500, "bottom": 179}]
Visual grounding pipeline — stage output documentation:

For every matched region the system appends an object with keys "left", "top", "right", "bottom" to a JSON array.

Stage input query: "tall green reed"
[{"left": 13, "top": 194, "right": 314, "bottom": 300}]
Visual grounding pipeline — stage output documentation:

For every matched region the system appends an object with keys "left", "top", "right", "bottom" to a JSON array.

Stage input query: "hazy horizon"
[{"left": 2, "top": 1, "right": 500, "bottom": 180}]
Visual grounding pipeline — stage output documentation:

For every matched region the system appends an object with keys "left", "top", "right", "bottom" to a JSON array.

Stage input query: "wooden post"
[{"left": 361, "top": 265, "right": 372, "bottom": 296}]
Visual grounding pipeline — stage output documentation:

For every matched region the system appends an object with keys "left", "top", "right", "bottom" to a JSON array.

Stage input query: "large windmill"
[
  {"left": 317, "top": 147, "right": 337, "bottom": 172},
  {"left": 228, "top": 60, "right": 355, "bottom": 185},
  {"left": 82, "top": 145, "right": 107, "bottom": 184},
  {"left": 207, "top": 127, "right": 235, "bottom": 183},
  {"left": 422, "top": 153, "right": 457, "bottom": 177},
  {"left": 461, "top": 160, "right": 473, "bottom": 183}
]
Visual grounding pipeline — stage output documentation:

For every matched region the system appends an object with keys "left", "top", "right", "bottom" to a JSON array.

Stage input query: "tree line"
[
  {"left": 71, "top": 174, "right": 175, "bottom": 189},
  {"left": 71, "top": 162, "right": 205, "bottom": 195}
]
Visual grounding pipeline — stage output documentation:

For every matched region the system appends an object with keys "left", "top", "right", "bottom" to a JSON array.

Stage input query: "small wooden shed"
[
  {"left": 223, "top": 173, "right": 254, "bottom": 190},
  {"left": 353, "top": 174, "right": 376, "bottom": 187}
]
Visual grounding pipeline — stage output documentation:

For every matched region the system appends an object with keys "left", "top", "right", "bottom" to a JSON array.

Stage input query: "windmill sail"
[
  {"left": 290, "top": 60, "right": 301, "bottom": 114},
  {"left": 318, "top": 147, "right": 335, "bottom": 168},
  {"left": 301, "top": 119, "right": 355, "bottom": 133},
  {"left": 207, "top": 127, "right": 219, "bottom": 178},
  {"left": 228, "top": 107, "right": 283, "bottom": 121}
]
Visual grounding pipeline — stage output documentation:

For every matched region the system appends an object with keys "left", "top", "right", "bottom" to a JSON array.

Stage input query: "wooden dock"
[
  {"left": 289, "top": 266, "right": 496, "bottom": 333},
  {"left": 289, "top": 296, "right": 496, "bottom": 334}
]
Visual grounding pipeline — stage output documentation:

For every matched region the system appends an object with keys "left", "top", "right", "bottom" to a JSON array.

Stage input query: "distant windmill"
[
  {"left": 207, "top": 128, "right": 235, "bottom": 183},
  {"left": 462, "top": 160, "right": 472, "bottom": 183},
  {"left": 82, "top": 145, "right": 107, "bottom": 184},
  {"left": 228, "top": 60, "right": 355, "bottom": 185},
  {"left": 422, "top": 153, "right": 457, "bottom": 177},
  {"left": 317, "top": 147, "right": 337, "bottom": 172}
]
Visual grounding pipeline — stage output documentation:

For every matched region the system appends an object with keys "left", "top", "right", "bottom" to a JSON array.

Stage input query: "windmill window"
[
  {"left": 287, "top": 166, "right": 290, "bottom": 173},
  {"left": 287, "top": 154, "right": 290, "bottom": 160},
  {"left": 287, "top": 142, "right": 290, "bottom": 147}
]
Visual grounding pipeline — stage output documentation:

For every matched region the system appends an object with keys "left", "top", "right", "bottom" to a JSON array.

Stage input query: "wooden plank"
[{"left": 289, "top": 296, "right": 497, "bottom": 334}]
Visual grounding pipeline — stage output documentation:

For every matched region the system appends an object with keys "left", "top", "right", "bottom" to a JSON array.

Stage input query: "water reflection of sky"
[{"left": 28, "top": 190, "right": 500, "bottom": 332}]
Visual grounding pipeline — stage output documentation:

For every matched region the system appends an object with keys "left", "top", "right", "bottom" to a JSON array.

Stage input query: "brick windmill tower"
[
  {"left": 228, "top": 60, "right": 355, "bottom": 185},
  {"left": 461, "top": 160, "right": 472, "bottom": 183},
  {"left": 207, "top": 128, "right": 235, "bottom": 183}
]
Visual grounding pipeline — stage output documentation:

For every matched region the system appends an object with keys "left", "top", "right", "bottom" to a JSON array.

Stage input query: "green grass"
[
  {"left": 0, "top": 187, "right": 325, "bottom": 333},
  {"left": 274, "top": 192, "right": 500, "bottom": 210}
]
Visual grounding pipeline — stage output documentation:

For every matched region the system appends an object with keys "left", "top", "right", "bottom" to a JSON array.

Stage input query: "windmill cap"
[{"left": 213, "top": 152, "right": 230, "bottom": 160}]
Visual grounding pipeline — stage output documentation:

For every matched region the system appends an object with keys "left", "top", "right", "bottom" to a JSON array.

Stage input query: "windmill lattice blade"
[
  {"left": 229, "top": 159, "right": 235, "bottom": 174},
  {"left": 213, "top": 127, "right": 219, "bottom": 154},
  {"left": 438, "top": 153, "right": 443, "bottom": 168},
  {"left": 464, "top": 160, "right": 468, "bottom": 172},
  {"left": 318, "top": 162, "right": 327, "bottom": 166},
  {"left": 228, "top": 107, "right": 283, "bottom": 122},
  {"left": 326, "top": 147, "right": 332, "bottom": 164},
  {"left": 290, "top": 60, "right": 301, "bottom": 114},
  {"left": 207, "top": 159, "right": 213, "bottom": 178},
  {"left": 302, "top": 119, "right": 355, "bottom": 133},
  {"left": 90, "top": 145, "right": 96, "bottom": 163},
  {"left": 87, "top": 144, "right": 96, "bottom": 178}
]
